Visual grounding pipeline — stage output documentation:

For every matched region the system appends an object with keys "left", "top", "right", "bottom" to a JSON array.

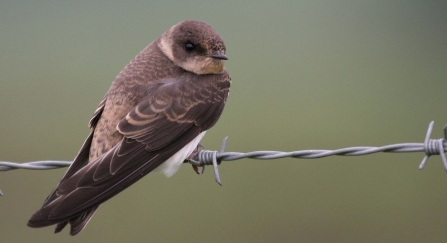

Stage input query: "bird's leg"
[{"left": 184, "top": 143, "right": 205, "bottom": 174}]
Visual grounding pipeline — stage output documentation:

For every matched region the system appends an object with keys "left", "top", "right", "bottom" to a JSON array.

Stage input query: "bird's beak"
[{"left": 209, "top": 53, "right": 228, "bottom": 60}]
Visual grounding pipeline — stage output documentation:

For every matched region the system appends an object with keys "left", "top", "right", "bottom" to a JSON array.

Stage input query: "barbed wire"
[{"left": 1, "top": 121, "right": 446, "bottom": 191}]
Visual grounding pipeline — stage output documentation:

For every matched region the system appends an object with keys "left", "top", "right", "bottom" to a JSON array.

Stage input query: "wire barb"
[
  {"left": 1, "top": 122, "right": 446, "bottom": 194},
  {"left": 419, "top": 121, "right": 447, "bottom": 170}
]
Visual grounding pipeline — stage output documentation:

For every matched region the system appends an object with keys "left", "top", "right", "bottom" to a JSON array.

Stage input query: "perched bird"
[{"left": 27, "top": 20, "right": 231, "bottom": 236}]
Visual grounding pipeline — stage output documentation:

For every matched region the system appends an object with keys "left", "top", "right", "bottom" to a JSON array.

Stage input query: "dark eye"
[{"left": 184, "top": 42, "right": 195, "bottom": 52}]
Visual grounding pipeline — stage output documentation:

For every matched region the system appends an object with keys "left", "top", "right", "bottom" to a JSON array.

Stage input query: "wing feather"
[{"left": 28, "top": 71, "right": 230, "bottom": 228}]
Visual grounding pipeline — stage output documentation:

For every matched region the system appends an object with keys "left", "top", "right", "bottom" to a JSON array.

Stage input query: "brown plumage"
[{"left": 27, "top": 20, "right": 231, "bottom": 235}]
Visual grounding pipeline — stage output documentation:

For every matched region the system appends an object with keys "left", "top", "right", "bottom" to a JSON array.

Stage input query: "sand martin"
[{"left": 27, "top": 20, "right": 231, "bottom": 235}]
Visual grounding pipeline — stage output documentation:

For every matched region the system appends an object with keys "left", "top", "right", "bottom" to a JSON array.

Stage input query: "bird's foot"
[{"left": 184, "top": 143, "right": 205, "bottom": 174}]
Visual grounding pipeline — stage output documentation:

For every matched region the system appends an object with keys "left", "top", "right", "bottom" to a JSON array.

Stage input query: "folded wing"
[{"left": 27, "top": 72, "right": 230, "bottom": 235}]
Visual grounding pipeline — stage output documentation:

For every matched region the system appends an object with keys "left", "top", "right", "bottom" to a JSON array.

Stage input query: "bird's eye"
[{"left": 184, "top": 42, "right": 195, "bottom": 52}]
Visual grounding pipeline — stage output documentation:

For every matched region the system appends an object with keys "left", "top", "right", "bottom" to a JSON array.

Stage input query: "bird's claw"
[{"left": 185, "top": 143, "right": 205, "bottom": 174}]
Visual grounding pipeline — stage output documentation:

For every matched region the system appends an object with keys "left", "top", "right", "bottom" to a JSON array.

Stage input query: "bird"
[{"left": 27, "top": 20, "right": 231, "bottom": 236}]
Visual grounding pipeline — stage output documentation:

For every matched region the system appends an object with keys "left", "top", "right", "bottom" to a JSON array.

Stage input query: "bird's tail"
[
  {"left": 56, "top": 206, "right": 98, "bottom": 235},
  {"left": 27, "top": 205, "right": 98, "bottom": 236}
]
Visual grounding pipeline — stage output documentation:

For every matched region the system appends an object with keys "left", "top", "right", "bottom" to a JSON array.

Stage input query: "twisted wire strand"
[
  {"left": 0, "top": 161, "right": 72, "bottom": 171},
  {"left": 0, "top": 143, "right": 436, "bottom": 171},
  {"left": 1, "top": 121, "right": 446, "bottom": 191}
]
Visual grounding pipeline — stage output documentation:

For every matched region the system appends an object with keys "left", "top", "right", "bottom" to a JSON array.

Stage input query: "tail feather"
[
  {"left": 27, "top": 132, "right": 98, "bottom": 235},
  {"left": 54, "top": 221, "right": 68, "bottom": 233},
  {"left": 67, "top": 206, "right": 98, "bottom": 235},
  {"left": 28, "top": 205, "right": 98, "bottom": 236}
]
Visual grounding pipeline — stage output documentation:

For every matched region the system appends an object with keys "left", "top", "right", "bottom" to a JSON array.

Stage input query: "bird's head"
[{"left": 158, "top": 20, "right": 228, "bottom": 75}]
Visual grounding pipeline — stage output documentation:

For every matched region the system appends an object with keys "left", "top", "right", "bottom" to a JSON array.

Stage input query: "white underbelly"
[{"left": 155, "top": 131, "right": 206, "bottom": 177}]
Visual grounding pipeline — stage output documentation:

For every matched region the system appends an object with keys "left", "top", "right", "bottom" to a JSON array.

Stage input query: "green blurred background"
[{"left": 1, "top": 1, "right": 446, "bottom": 242}]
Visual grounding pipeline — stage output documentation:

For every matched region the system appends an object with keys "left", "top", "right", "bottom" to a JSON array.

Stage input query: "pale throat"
[{"left": 182, "top": 56, "right": 224, "bottom": 75}]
